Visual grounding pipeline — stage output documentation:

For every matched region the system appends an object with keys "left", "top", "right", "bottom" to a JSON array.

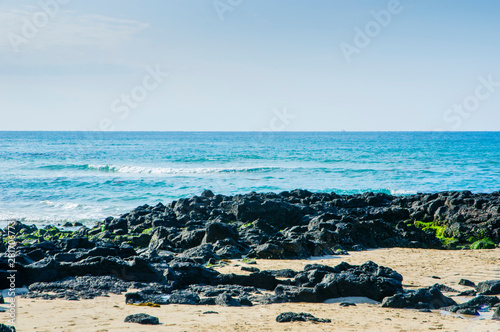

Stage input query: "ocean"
[{"left": 0, "top": 131, "right": 499, "bottom": 226}]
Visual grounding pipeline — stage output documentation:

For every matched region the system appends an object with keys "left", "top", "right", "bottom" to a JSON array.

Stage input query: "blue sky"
[{"left": 1, "top": 0, "right": 499, "bottom": 131}]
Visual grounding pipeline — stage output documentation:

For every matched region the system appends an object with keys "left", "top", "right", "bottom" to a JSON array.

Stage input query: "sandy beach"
[{"left": 5, "top": 248, "right": 499, "bottom": 332}]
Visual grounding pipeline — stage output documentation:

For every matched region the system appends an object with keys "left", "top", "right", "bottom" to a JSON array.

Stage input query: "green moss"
[
  {"left": 141, "top": 228, "right": 154, "bottom": 235},
  {"left": 241, "top": 257, "right": 256, "bottom": 264},
  {"left": 470, "top": 238, "right": 496, "bottom": 250},
  {"left": 414, "top": 221, "right": 457, "bottom": 246},
  {"left": 238, "top": 222, "right": 254, "bottom": 231}
]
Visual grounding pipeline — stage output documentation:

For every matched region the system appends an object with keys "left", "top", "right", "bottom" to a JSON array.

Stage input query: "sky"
[{"left": 0, "top": 0, "right": 499, "bottom": 131}]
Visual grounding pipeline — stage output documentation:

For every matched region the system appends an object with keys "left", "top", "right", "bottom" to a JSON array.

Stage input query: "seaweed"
[{"left": 414, "top": 221, "right": 458, "bottom": 246}]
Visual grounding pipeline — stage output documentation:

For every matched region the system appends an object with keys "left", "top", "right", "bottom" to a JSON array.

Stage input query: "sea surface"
[{"left": 0, "top": 131, "right": 499, "bottom": 226}]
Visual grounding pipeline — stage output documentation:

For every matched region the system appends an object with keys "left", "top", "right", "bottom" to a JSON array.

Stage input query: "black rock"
[
  {"left": 174, "top": 228, "right": 205, "bottom": 249},
  {"left": 203, "top": 222, "right": 239, "bottom": 244},
  {"left": 60, "top": 237, "right": 94, "bottom": 251},
  {"left": 261, "top": 269, "right": 297, "bottom": 278},
  {"left": 381, "top": 286, "right": 456, "bottom": 309},
  {"left": 28, "top": 276, "right": 131, "bottom": 299},
  {"left": 458, "top": 278, "right": 476, "bottom": 288},
  {"left": 314, "top": 261, "right": 403, "bottom": 302},
  {"left": 433, "top": 283, "right": 459, "bottom": 293},
  {"left": 177, "top": 244, "right": 219, "bottom": 264},
  {"left": 215, "top": 293, "right": 241, "bottom": 307},
  {"left": 216, "top": 272, "right": 279, "bottom": 290},
  {"left": 230, "top": 199, "right": 302, "bottom": 230},
  {"left": 248, "top": 243, "right": 284, "bottom": 259},
  {"left": 457, "top": 289, "right": 476, "bottom": 296},
  {"left": 0, "top": 324, "right": 16, "bottom": 332},
  {"left": 493, "top": 306, "right": 500, "bottom": 320},
  {"left": 275, "top": 285, "right": 322, "bottom": 303},
  {"left": 119, "top": 243, "right": 137, "bottom": 258},
  {"left": 201, "top": 190, "right": 215, "bottom": 198},
  {"left": 477, "top": 280, "right": 500, "bottom": 295},
  {"left": 276, "top": 312, "right": 331, "bottom": 323},
  {"left": 124, "top": 313, "right": 160, "bottom": 325},
  {"left": 148, "top": 227, "right": 172, "bottom": 251},
  {"left": 26, "top": 249, "right": 46, "bottom": 262},
  {"left": 443, "top": 295, "right": 500, "bottom": 315},
  {"left": 54, "top": 253, "right": 77, "bottom": 263},
  {"left": 164, "top": 262, "right": 219, "bottom": 288},
  {"left": 339, "top": 302, "right": 356, "bottom": 307},
  {"left": 455, "top": 308, "right": 478, "bottom": 315},
  {"left": 168, "top": 290, "right": 200, "bottom": 305}
]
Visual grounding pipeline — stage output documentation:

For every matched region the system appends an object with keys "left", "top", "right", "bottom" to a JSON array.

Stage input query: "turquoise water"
[{"left": 0, "top": 131, "right": 499, "bottom": 224}]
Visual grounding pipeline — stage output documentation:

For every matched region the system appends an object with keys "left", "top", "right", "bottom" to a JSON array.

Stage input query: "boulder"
[
  {"left": 458, "top": 279, "right": 476, "bottom": 287},
  {"left": 276, "top": 312, "right": 331, "bottom": 323},
  {"left": 314, "top": 261, "right": 403, "bottom": 302},
  {"left": 381, "top": 286, "right": 456, "bottom": 309},
  {"left": 477, "top": 280, "right": 500, "bottom": 295},
  {"left": 202, "top": 222, "right": 238, "bottom": 244},
  {"left": 124, "top": 313, "right": 159, "bottom": 325},
  {"left": 274, "top": 285, "right": 321, "bottom": 303},
  {"left": 177, "top": 244, "right": 219, "bottom": 264},
  {"left": 215, "top": 293, "right": 241, "bottom": 307},
  {"left": 247, "top": 243, "right": 284, "bottom": 259},
  {"left": 493, "top": 306, "right": 500, "bottom": 320},
  {"left": 168, "top": 290, "right": 200, "bottom": 305},
  {"left": 164, "top": 262, "right": 219, "bottom": 288}
]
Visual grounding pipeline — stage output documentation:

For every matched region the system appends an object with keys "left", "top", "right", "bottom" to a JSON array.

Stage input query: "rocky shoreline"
[{"left": 1, "top": 190, "right": 499, "bottom": 328}]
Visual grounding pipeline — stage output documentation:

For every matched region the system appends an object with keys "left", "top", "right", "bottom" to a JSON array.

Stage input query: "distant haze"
[{"left": 1, "top": 0, "right": 499, "bottom": 131}]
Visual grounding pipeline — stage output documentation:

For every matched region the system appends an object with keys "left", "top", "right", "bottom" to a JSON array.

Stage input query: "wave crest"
[{"left": 41, "top": 164, "right": 282, "bottom": 175}]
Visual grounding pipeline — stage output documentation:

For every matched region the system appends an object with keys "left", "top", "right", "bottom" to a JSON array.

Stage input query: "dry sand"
[{"left": 3, "top": 248, "right": 499, "bottom": 332}]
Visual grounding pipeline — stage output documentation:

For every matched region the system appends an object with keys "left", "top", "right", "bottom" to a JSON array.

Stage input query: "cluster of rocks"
[
  {"left": 0, "top": 190, "right": 499, "bottom": 321},
  {"left": 97, "top": 189, "right": 499, "bottom": 256}
]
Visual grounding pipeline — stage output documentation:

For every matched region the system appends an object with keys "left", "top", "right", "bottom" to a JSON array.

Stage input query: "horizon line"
[{"left": 0, "top": 130, "right": 499, "bottom": 133}]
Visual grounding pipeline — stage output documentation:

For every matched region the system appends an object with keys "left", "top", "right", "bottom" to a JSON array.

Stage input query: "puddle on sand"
[
  {"left": 324, "top": 296, "right": 380, "bottom": 304},
  {"left": 1, "top": 287, "right": 29, "bottom": 298},
  {"left": 307, "top": 255, "right": 342, "bottom": 261},
  {"left": 440, "top": 308, "right": 494, "bottom": 320},
  {"left": 441, "top": 295, "right": 497, "bottom": 320}
]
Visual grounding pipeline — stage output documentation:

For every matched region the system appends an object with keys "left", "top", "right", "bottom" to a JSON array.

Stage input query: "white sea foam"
[
  {"left": 41, "top": 200, "right": 81, "bottom": 210},
  {"left": 0, "top": 201, "right": 115, "bottom": 226},
  {"left": 390, "top": 189, "right": 418, "bottom": 195},
  {"left": 87, "top": 164, "right": 282, "bottom": 175}
]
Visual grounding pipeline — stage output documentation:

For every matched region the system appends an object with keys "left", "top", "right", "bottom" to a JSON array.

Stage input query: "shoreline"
[
  {"left": 1, "top": 190, "right": 499, "bottom": 330},
  {"left": 3, "top": 188, "right": 500, "bottom": 228}
]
